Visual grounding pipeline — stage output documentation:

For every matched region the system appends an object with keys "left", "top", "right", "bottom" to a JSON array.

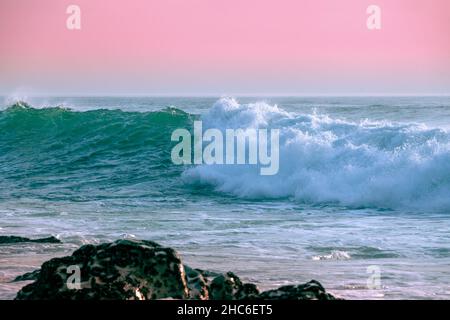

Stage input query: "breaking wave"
[{"left": 184, "top": 98, "right": 450, "bottom": 211}]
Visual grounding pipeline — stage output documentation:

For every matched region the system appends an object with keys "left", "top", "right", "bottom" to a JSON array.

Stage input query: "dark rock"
[
  {"left": 184, "top": 266, "right": 209, "bottom": 299},
  {"left": 208, "top": 272, "right": 259, "bottom": 300},
  {"left": 31, "top": 236, "right": 61, "bottom": 243},
  {"left": 16, "top": 239, "right": 189, "bottom": 300},
  {"left": 194, "top": 268, "right": 221, "bottom": 280},
  {"left": 257, "top": 280, "right": 337, "bottom": 300},
  {"left": 15, "top": 239, "right": 337, "bottom": 300},
  {"left": 13, "top": 269, "right": 41, "bottom": 282},
  {"left": 0, "top": 236, "right": 61, "bottom": 244}
]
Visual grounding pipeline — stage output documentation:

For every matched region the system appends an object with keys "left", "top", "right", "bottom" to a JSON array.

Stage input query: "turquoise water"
[{"left": 1, "top": 96, "right": 450, "bottom": 299}]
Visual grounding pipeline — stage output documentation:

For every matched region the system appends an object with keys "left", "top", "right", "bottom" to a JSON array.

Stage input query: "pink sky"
[{"left": 1, "top": 0, "right": 449, "bottom": 95}]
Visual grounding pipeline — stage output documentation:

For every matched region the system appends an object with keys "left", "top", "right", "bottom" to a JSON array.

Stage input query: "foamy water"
[{"left": 187, "top": 97, "right": 450, "bottom": 210}]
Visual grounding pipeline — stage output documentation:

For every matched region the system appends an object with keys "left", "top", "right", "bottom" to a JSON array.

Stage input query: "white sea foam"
[
  {"left": 312, "top": 251, "right": 352, "bottom": 261},
  {"left": 183, "top": 98, "right": 450, "bottom": 210}
]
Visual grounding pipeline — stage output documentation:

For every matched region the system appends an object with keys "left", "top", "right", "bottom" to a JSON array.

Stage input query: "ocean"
[{"left": 1, "top": 96, "right": 450, "bottom": 299}]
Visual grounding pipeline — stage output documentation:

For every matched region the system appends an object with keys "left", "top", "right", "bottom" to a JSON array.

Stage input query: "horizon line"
[{"left": 2, "top": 93, "right": 450, "bottom": 98}]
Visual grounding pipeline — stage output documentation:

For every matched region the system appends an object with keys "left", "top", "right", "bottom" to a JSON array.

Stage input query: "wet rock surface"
[
  {"left": 257, "top": 280, "right": 336, "bottom": 300},
  {"left": 12, "top": 270, "right": 41, "bottom": 282},
  {"left": 0, "top": 236, "right": 61, "bottom": 244},
  {"left": 15, "top": 239, "right": 337, "bottom": 300}
]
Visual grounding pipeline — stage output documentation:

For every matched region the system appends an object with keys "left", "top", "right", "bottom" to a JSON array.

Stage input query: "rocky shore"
[
  {"left": 10, "top": 238, "right": 337, "bottom": 300},
  {"left": 0, "top": 236, "right": 61, "bottom": 244}
]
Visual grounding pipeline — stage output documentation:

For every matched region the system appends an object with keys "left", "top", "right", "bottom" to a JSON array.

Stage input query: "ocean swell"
[{"left": 0, "top": 102, "right": 193, "bottom": 200}]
